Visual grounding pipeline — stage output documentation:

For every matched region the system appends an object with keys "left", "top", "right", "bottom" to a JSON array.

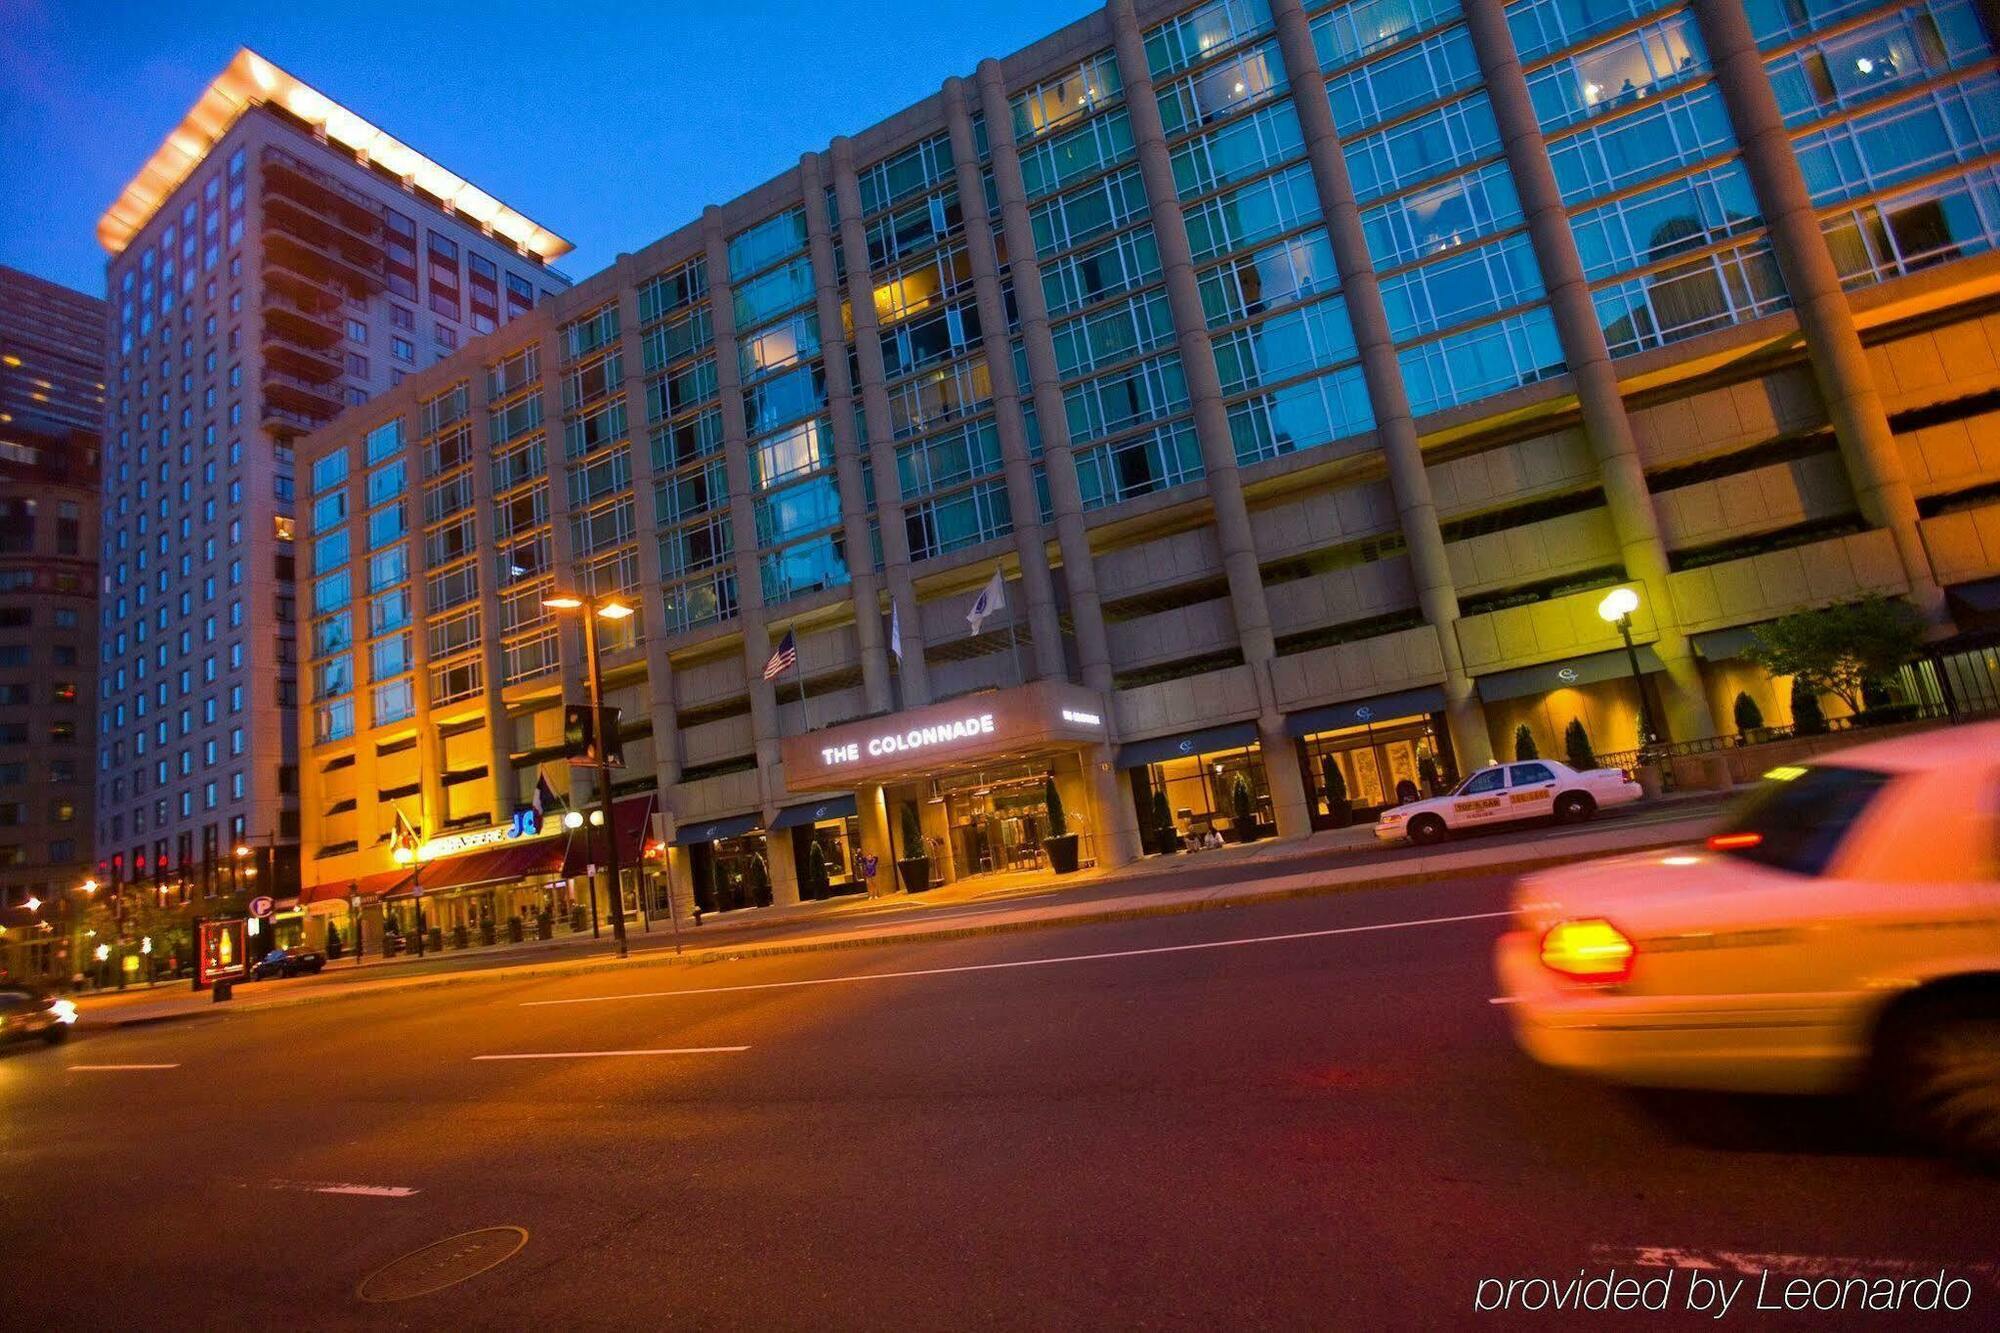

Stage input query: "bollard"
[
  {"left": 212, "top": 980, "right": 234, "bottom": 1002},
  {"left": 1635, "top": 762, "right": 1664, "bottom": 800}
]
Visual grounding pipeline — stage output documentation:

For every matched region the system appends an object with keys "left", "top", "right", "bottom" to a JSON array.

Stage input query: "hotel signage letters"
[{"left": 822, "top": 713, "right": 997, "bottom": 766}]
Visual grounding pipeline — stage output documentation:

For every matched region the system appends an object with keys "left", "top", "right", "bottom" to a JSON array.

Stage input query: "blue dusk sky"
[{"left": 0, "top": 0, "right": 1096, "bottom": 297}]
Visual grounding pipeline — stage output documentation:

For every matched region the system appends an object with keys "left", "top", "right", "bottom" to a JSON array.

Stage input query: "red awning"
[
  {"left": 417, "top": 837, "right": 567, "bottom": 894},
  {"left": 301, "top": 866, "right": 412, "bottom": 906},
  {"left": 560, "top": 793, "right": 658, "bottom": 877}
]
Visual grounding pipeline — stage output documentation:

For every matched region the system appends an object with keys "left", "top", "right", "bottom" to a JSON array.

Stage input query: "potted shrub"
[
  {"left": 806, "top": 839, "right": 830, "bottom": 899},
  {"left": 1320, "top": 756, "right": 1350, "bottom": 828},
  {"left": 508, "top": 914, "right": 525, "bottom": 944},
  {"left": 569, "top": 903, "right": 588, "bottom": 933},
  {"left": 1152, "top": 788, "right": 1178, "bottom": 854},
  {"left": 324, "top": 923, "right": 343, "bottom": 960},
  {"left": 895, "top": 803, "right": 931, "bottom": 893},
  {"left": 1042, "top": 774, "right": 1081, "bottom": 873},
  {"left": 426, "top": 926, "right": 443, "bottom": 953},
  {"left": 1733, "top": 691, "right": 1765, "bottom": 744},
  {"left": 1563, "top": 719, "right": 1595, "bottom": 771},
  {"left": 1418, "top": 754, "right": 1440, "bottom": 796},
  {"left": 537, "top": 908, "right": 555, "bottom": 940},
  {"left": 451, "top": 923, "right": 469, "bottom": 950},
  {"left": 479, "top": 917, "right": 497, "bottom": 947},
  {"left": 1231, "top": 775, "right": 1255, "bottom": 842},
  {"left": 1514, "top": 724, "right": 1539, "bottom": 761},
  {"left": 1790, "top": 677, "right": 1827, "bottom": 735}
]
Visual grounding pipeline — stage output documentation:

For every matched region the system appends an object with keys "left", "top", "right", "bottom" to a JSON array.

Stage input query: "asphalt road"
[{"left": 4, "top": 870, "right": 1993, "bottom": 1330}]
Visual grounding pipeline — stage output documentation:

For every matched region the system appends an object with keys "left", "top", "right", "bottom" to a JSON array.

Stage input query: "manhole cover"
[{"left": 357, "top": 1226, "right": 528, "bottom": 1303}]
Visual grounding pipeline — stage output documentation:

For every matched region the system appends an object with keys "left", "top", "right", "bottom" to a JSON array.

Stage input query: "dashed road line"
[
  {"left": 520, "top": 909, "right": 1516, "bottom": 1008},
  {"left": 472, "top": 1046, "right": 751, "bottom": 1061},
  {"left": 67, "top": 1063, "right": 180, "bottom": 1071}
]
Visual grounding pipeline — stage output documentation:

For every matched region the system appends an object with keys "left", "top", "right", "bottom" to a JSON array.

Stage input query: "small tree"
[
  {"left": 1790, "top": 677, "right": 1827, "bottom": 735},
  {"left": 1733, "top": 691, "right": 1764, "bottom": 734},
  {"left": 1321, "top": 755, "right": 1349, "bottom": 822},
  {"left": 1563, "top": 719, "right": 1595, "bottom": 771},
  {"left": 1514, "top": 724, "right": 1539, "bottom": 761},
  {"left": 1417, "top": 754, "right": 1440, "bottom": 795},
  {"left": 1745, "top": 596, "right": 1924, "bottom": 717},
  {"left": 806, "top": 838, "right": 829, "bottom": 897},
  {"left": 1043, "top": 775, "right": 1067, "bottom": 839},
  {"left": 898, "top": 802, "right": 925, "bottom": 860},
  {"left": 1151, "top": 788, "right": 1175, "bottom": 851},
  {"left": 1231, "top": 774, "right": 1253, "bottom": 836}
]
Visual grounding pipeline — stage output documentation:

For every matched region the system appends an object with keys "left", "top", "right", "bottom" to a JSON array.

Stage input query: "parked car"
[
  {"left": 0, "top": 984, "right": 78, "bottom": 1046},
  {"left": 1375, "top": 759, "right": 1642, "bottom": 844},
  {"left": 250, "top": 947, "right": 326, "bottom": 981},
  {"left": 1493, "top": 721, "right": 2000, "bottom": 1163}
]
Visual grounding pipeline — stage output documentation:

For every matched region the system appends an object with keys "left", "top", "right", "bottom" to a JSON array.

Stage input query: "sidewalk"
[{"left": 75, "top": 792, "right": 1731, "bottom": 1029}]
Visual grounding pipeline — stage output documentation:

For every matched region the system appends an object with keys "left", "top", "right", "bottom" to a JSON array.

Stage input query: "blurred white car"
[
  {"left": 1494, "top": 721, "right": 2000, "bottom": 1163},
  {"left": 1375, "top": 759, "right": 1641, "bottom": 844}
]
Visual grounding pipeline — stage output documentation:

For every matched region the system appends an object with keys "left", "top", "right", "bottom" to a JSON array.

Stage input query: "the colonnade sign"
[{"left": 779, "top": 680, "right": 1113, "bottom": 791}]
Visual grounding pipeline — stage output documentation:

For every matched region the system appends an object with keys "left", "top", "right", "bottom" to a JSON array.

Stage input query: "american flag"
[{"left": 764, "top": 628, "right": 797, "bottom": 681}]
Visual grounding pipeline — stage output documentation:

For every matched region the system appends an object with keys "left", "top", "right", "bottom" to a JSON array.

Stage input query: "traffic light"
[{"left": 562, "top": 704, "right": 624, "bottom": 768}]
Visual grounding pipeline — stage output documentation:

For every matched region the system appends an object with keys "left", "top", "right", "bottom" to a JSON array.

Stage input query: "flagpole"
[
  {"left": 1005, "top": 576, "right": 1025, "bottom": 686},
  {"left": 795, "top": 652, "right": 813, "bottom": 731}
]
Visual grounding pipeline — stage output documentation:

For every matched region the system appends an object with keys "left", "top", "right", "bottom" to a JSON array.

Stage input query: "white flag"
[
  {"left": 889, "top": 598, "right": 903, "bottom": 662},
  {"left": 966, "top": 569, "right": 1007, "bottom": 635}
]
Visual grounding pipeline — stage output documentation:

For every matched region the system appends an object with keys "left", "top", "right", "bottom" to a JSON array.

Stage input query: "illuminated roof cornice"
[{"left": 97, "top": 48, "right": 572, "bottom": 264}]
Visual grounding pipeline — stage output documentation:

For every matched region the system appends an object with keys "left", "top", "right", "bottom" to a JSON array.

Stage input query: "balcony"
[
  {"left": 261, "top": 149, "right": 384, "bottom": 239},
  {"left": 263, "top": 226, "right": 384, "bottom": 302},
  {"left": 262, "top": 326, "right": 341, "bottom": 383},
  {"left": 261, "top": 367, "right": 343, "bottom": 437},
  {"left": 263, "top": 190, "right": 387, "bottom": 268},
  {"left": 261, "top": 289, "right": 342, "bottom": 352}
]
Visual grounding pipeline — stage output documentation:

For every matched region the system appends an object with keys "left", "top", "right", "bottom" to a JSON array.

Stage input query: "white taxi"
[
  {"left": 1493, "top": 722, "right": 2000, "bottom": 1164},
  {"left": 1375, "top": 759, "right": 1642, "bottom": 844}
]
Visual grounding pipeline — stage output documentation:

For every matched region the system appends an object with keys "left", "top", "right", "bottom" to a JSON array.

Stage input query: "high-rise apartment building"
[
  {"left": 92, "top": 50, "right": 570, "bottom": 915},
  {"left": 0, "top": 265, "right": 103, "bottom": 974},
  {"left": 295, "top": 0, "right": 2000, "bottom": 943}
]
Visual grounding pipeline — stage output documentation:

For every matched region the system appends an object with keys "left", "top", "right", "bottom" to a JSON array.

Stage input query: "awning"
[
  {"left": 301, "top": 865, "right": 412, "bottom": 906},
  {"left": 769, "top": 795, "right": 859, "bottom": 830},
  {"left": 1117, "top": 720, "right": 1260, "bottom": 770},
  {"left": 1285, "top": 686, "right": 1446, "bottom": 738},
  {"left": 1692, "top": 624, "right": 1767, "bottom": 662},
  {"left": 418, "top": 837, "right": 567, "bottom": 893},
  {"left": 1476, "top": 645, "right": 1666, "bottom": 703},
  {"left": 672, "top": 811, "right": 763, "bottom": 846},
  {"left": 560, "top": 793, "right": 658, "bottom": 875}
]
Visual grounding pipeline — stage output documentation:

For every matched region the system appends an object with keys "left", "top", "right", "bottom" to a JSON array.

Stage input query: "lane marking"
[
  {"left": 1593, "top": 1245, "right": 2000, "bottom": 1288},
  {"left": 522, "top": 909, "right": 1515, "bottom": 1008},
  {"left": 67, "top": 1063, "right": 181, "bottom": 1071},
  {"left": 473, "top": 1046, "right": 750, "bottom": 1061},
  {"left": 259, "top": 1178, "right": 421, "bottom": 1198}
]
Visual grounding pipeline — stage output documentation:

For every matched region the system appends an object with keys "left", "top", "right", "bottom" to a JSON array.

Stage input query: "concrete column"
[
  {"left": 1086, "top": 743, "right": 1141, "bottom": 869},
  {"left": 1689, "top": 0, "right": 1945, "bottom": 620},
  {"left": 1269, "top": 0, "right": 1495, "bottom": 768},
  {"left": 800, "top": 152, "right": 895, "bottom": 714},
  {"left": 1107, "top": 0, "right": 1311, "bottom": 840},
  {"left": 975, "top": 61, "right": 1119, "bottom": 698},
  {"left": 940, "top": 76, "right": 1067, "bottom": 681},
  {"left": 608, "top": 255, "right": 685, "bottom": 800},
  {"left": 536, "top": 324, "right": 592, "bottom": 807},
  {"left": 857, "top": 781, "right": 893, "bottom": 895},
  {"left": 1461, "top": 0, "right": 1717, "bottom": 743},
  {"left": 463, "top": 338, "right": 523, "bottom": 819},
  {"left": 700, "top": 208, "right": 787, "bottom": 812},
  {"left": 830, "top": 138, "right": 933, "bottom": 706},
  {"left": 767, "top": 826, "right": 801, "bottom": 906}
]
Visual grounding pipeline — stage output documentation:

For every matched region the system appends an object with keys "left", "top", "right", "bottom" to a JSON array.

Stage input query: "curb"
[{"left": 84, "top": 824, "right": 1702, "bottom": 1029}]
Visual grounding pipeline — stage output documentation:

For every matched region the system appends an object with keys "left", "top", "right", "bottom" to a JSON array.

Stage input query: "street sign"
[{"left": 248, "top": 895, "right": 274, "bottom": 918}]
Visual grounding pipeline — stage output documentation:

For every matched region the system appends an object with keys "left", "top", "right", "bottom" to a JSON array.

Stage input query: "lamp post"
[
  {"left": 543, "top": 592, "right": 632, "bottom": 960},
  {"left": 392, "top": 840, "right": 426, "bottom": 957},
  {"left": 1597, "top": 587, "right": 1658, "bottom": 753}
]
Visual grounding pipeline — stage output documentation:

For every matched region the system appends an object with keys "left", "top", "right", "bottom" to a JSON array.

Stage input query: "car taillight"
[
  {"left": 1707, "top": 831, "right": 1762, "bottom": 852},
  {"left": 1539, "top": 918, "right": 1635, "bottom": 984}
]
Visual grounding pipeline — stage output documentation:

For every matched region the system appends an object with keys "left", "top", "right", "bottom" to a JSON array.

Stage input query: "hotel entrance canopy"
[{"left": 779, "top": 680, "right": 1111, "bottom": 792}]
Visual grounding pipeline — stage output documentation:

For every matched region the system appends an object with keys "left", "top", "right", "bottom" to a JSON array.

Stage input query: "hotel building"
[
  {"left": 92, "top": 50, "right": 570, "bottom": 917},
  {"left": 0, "top": 265, "right": 103, "bottom": 973},
  {"left": 297, "top": 0, "right": 2000, "bottom": 933}
]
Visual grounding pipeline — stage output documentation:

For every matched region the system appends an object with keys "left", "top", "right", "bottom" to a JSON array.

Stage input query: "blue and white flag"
[{"left": 966, "top": 569, "right": 1006, "bottom": 635}]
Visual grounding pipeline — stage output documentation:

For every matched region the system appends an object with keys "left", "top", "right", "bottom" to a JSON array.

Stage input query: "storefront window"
[
  {"left": 691, "top": 834, "right": 772, "bottom": 914},
  {"left": 1297, "top": 714, "right": 1450, "bottom": 825},
  {"left": 1136, "top": 743, "right": 1270, "bottom": 846},
  {"left": 793, "top": 816, "right": 864, "bottom": 900}
]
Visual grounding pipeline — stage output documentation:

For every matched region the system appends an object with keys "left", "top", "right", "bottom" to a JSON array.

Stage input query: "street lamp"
[
  {"left": 543, "top": 592, "right": 632, "bottom": 959},
  {"left": 391, "top": 837, "right": 428, "bottom": 957},
  {"left": 1597, "top": 587, "right": 1657, "bottom": 752}
]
